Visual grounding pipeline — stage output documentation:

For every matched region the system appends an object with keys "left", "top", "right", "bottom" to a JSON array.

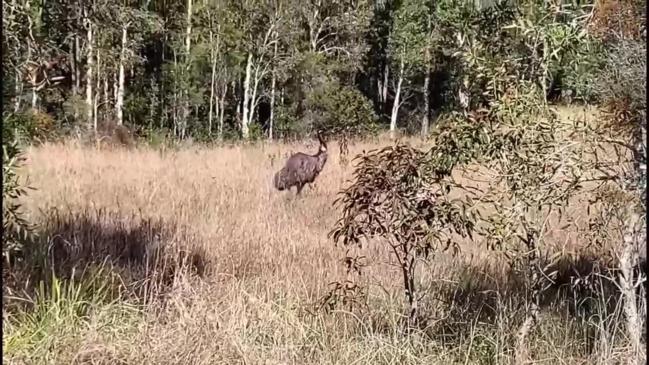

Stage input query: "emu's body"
[{"left": 273, "top": 135, "right": 328, "bottom": 195}]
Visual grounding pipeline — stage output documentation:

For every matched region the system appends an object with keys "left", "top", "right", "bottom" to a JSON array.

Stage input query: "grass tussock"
[{"left": 3, "top": 108, "right": 643, "bottom": 364}]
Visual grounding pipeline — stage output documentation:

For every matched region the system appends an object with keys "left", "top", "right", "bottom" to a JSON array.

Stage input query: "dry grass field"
[{"left": 3, "top": 106, "right": 640, "bottom": 364}]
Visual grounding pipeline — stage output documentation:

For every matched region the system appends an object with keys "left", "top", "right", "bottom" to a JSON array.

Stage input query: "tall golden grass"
[{"left": 3, "top": 106, "right": 639, "bottom": 364}]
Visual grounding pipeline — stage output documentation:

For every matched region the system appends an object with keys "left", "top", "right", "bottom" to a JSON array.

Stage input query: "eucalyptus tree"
[{"left": 387, "top": 0, "right": 429, "bottom": 138}]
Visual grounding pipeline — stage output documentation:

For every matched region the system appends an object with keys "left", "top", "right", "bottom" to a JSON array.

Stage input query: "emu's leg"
[{"left": 296, "top": 183, "right": 304, "bottom": 195}]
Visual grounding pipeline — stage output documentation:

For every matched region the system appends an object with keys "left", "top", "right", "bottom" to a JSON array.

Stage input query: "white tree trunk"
[
  {"left": 31, "top": 89, "right": 38, "bottom": 110},
  {"left": 69, "top": 37, "right": 77, "bottom": 95},
  {"left": 103, "top": 76, "right": 109, "bottom": 111},
  {"left": 14, "top": 73, "right": 21, "bottom": 112},
  {"left": 185, "top": 0, "right": 192, "bottom": 55},
  {"left": 381, "top": 63, "right": 389, "bottom": 108},
  {"left": 178, "top": 0, "right": 192, "bottom": 140},
  {"left": 390, "top": 58, "right": 404, "bottom": 140},
  {"left": 422, "top": 68, "right": 430, "bottom": 138},
  {"left": 422, "top": 19, "right": 431, "bottom": 138},
  {"left": 234, "top": 80, "right": 241, "bottom": 127},
  {"left": 75, "top": 36, "right": 81, "bottom": 93},
  {"left": 113, "top": 73, "right": 118, "bottom": 107},
  {"left": 172, "top": 50, "right": 178, "bottom": 137},
  {"left": 249, "top": 65, "right": 261, "bottom": 129},
  {"left": 241, "top": 53, "right": 253, "bottom": 139},
  {"left": 218, "top": 83, "right": 227, "bottom": 141},
  {"left": 208, "top": 30, "right": 216, "bottom": 135},
  {"left": 116, "top": 24, "right": 128, "bottom": 126},
  {"left": 208, "top": 27, "right": 220, "bottom": 136},
  {"left": 85, "top": 14, "right": 94, "bottom": 130},
  {"left": 620, "top": 210, "right": 645, "bottom": 364},
  {"left": 25, "top": 1, "right": 37, "bottom": 110},
  {"left": 94, "top": 51, "right": 100, "bottom": 130},
  {"left": 269, "top": 35, "right": 278, "bottom": 140},
  {"left": 269, "top": 71, "right": 277, "bottom": 140},
  {"left": 28, "top": 48, "right": 37, "bottom": 109}
]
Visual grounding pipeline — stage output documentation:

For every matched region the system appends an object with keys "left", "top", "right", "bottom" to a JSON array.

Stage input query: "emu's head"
[{"left": 317, "top": 131, "right": 328, "bottom": 154}]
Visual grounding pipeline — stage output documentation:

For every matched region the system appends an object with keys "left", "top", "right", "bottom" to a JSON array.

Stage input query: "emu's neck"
[{"left": 315, "top": 150, "right": 327, "bottom": 171}]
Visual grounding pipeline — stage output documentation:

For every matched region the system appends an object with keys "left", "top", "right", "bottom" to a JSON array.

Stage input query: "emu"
[{"left": 273, "top": 132, "right": 328, "bottom": 195}]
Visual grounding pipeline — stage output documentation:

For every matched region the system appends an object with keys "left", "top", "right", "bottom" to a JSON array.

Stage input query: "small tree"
[
  {"left": 2, "top": 131, "right": 35, "bottom": 268},
  {"left": 330, "top": 142, "right": 477, "bottom": 328},
  {"left": 386, "top": 0, "right": 430, "bottom": 138}
]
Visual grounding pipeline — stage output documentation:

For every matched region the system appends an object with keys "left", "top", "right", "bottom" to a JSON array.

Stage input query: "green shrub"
[
  {"left": 274, "top": 102, "right": 307, "bottom": 140},
  {"left": 305, "top": 82, "right": 378, "bottom": 138},
  {"left": 2, "top": 139, "right": 35, "bottom": 266},
  {"left": 593, "top": 39, "right": 646, "bottom": 196},
  {"left": 3, "top": 110, "right": 56, "bottom": 143}
]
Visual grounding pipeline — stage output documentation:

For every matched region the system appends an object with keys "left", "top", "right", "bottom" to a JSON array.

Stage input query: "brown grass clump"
[{"left": 2, "top": 106, "right": 640, "bottom": 364}]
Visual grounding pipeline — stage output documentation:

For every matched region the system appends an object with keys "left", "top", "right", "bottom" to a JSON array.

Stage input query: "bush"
[
  {"left": 3, "top": 110, "right": 56, "bottom": 143},
  {"left": 305, "top": 82, "right": 378, "bottom": 138},
  {"left": 2, "top": 139, "right": 34, "bottom": 267},
  {"left": 274, "top": 103, "right": 305, "bottom": 140},
  {"left": 557, "top": 33, "right": 605, "bottom": 103},
  {"left": 594, "top": 40, "right": 646, "bottom": 128},
  {"left": 593, "top": 39, "right": 646, "bottom": 195}
]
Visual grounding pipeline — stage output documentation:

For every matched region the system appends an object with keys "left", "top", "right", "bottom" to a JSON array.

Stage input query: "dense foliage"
[{"left": 3, "top": 0, "right": 637, "bottom": 143}]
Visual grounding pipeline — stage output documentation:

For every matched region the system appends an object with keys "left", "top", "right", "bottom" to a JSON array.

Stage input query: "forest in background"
[{"left": 3, "top": 0, "right": 644, "bottom": 144}]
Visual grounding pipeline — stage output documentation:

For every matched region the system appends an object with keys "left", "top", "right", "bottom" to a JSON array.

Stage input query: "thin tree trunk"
[
  {"left": 179, "top": 0, "right": 192, "bottom": 139},
  {"left": 160, "top": 29, "right": 167, "bottom": 130},
  {"left": 94, "top": 92, "right": 99, "bottom": 131},
  {"left": 218, "top": 83, "right": 226, "bottom": 141},
  {"left": 172, "top": 50, "right": 178, "bottom": 137},
  {"left": 70, "top": 37, "right": 77, "bottom": 97},
  {"left": 14, "top": 73, "right": 21, "bottom": 112},
  {"left": 116, "top": 24, "right": 128, "bottom": 126},
  {"left": 422, "top": 14, "right": 431, "bottom": 138},
  {"left": 309, "top": 1, "right": 320, "bottom": 52},
  {"left": 234, "top": 80, "right": 240, "bottom": 127},
  {"left": 381, "top": 63, "right": 389, "bottom": 110},
  {"left": 269, "top": 32, "right": 278, "bottom": 140},
  {"left": 25, "top": 1, "right": 37, "bottom": 110},
  {"left": 241, "top": 53, "right": 253, "bottom": 139},
  {"left": 85, "top": 13, "right": 94, "bottom": 131},
  {"left": 31, "top": 88, "right": 38, "bottom": 110},
  {"left": 390, "top": 58, "right": 404, "bottom": 140},
  {"left": 515, "top": 284, "right": 540, "bottom": 364},
  {"left": 406, "top": 255, "right": 418, "bottom": 329},
  {"left": 75, "top": 35, "right": 81, "bottom": 93},
  {"left": 94, "top": 50, "right": 100, "bottom": 130},
  {"left": 394, "top": 239, "right": 418, "bottom": 331},
  {"left": 249, "top": 65, "right": 261, "bottom": 131},
  {"left": 113, "top": 73, "right": 118, "bottom": 107},
  {"left": 28, "top": 46, "right": 37, "bottom": 109},
  {"left": 185, "top": 0, "right": 192, "bottom": 55},
  {"left": 11, "top": 0, "right": 20, "bottom": 112},
  {"left": 104, "top": 75, "right": 109, "bottom": 112},
  {"left": 208, "top": 31, "right": 216, "bottom": 135},
  {"left": 515, "top": 234, "right": 541, "bottom": 365},
  {"left": 620, "top": 210, "right": 645, "bottom": 364},
  {"left": 269, "top": 71, "right": 277, "bottom": 140},
  {"left": 422, "top": 69, "right": 430, "bottom": 138},
  {"left": 208, "top": 26, "right": 220, "bottom": 136}
]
